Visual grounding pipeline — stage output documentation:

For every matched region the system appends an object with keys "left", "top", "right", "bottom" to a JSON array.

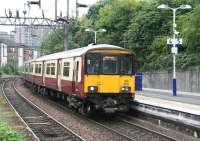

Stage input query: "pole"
[
  {"left": 94, "top": 31, "right": 97, "bottom": 44},
  {"left": 172, "top": 9, "right": 177, "bottom": 96},
  {"left": 55, "top": 0, "right": 57, "bottom": 20},
  {"left": 64, "top": 0, "right": 69, "bottom": 51},
  {"left": 76, "top": 0, "right": 78, "bottom": 19},
  {"left": 64, "top": 24, "right": 68, "bottom": 51},
  {"left": 67, "top": 0, "right": 69, "bottom": 19}
]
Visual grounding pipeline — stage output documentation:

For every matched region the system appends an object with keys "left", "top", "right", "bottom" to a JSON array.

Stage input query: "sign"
[
  {"left": 167, "top": 38, "right": 182, "bottom": 46},
  {"left": 171, "top": 47, "right": 178, "bottom": 55}
]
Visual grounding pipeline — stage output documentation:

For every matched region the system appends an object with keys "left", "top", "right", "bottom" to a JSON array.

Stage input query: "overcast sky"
[{"left": 0, "top": 0, "right": 98, "bottom": 32}]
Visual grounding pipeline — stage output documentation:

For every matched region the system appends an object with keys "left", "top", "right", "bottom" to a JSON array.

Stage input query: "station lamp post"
[
  {"left": 85, "top": 28, "right": 107, "bottom": 44},
  {"left": 157, "top": 4, "right": 191, "bottom": 96}
]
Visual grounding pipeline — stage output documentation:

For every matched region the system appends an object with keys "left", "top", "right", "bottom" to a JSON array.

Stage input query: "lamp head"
[
  {"left": 85, "top": 28, "right": 93, "bottom": 32},
  {"left": 157, "top": 4, "right": 169, "bottom": 9},
  {"left": 179, "top": 4, "right": 192, "bottom": 9},
  {"left": 98, "top": 29, "right": 107, "bottom": 32}
]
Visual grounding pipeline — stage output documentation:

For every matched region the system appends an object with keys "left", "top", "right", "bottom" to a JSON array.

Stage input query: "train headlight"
[
  {"left": 121, "top": 86, "right": 131, "bottom": 93},
  {"left": 88, "top": 86, "right": 98, "bottom": 93}
]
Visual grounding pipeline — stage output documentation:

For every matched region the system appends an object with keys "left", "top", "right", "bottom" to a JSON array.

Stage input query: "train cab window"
[
  {"left": 46, "top": 63, "right": 50, "bottom": 74},
  {"left": 63, "top": 62, "right": 70, "bottom": 77},
  {"left": 120, "top": 55, "right": 133, "bottom": 75},
  {"left": 86, "top": 53, "right": 100, "bottom": 74},
  {"left": 51, "top": 63, "right": 55, "bottom": 75},
  {"left": 103, "top": 56, "right": 118, "bottom": 74}
]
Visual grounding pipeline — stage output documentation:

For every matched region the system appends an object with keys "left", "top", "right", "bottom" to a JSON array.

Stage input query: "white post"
[
  {"left": 94, "top": 31, "right": 97, "bottom": 44},
  {"left": 172, "top": 9, "right": 177, "bottom": 96},
  {"left": 158, "top": 4, "right": 191, "bottom": 96}
]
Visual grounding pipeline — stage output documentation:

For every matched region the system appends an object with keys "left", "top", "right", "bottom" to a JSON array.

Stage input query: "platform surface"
[{"left": 135, "top": 88, "right": 200, "bottom": 116}]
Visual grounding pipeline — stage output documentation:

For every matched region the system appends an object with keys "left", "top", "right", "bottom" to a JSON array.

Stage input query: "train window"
[
  {"left": 51, "top": 63, "right": 55, "bottom": 75},
  {"left": 63, "top": 62, "right": 70, "bottom": 77},
  {"left": 46, "top": 63, "right": 50, "bottom": 74},
  {"left": 38, "top": 64, "right": 42, "bottom": 74},
  {"left": 121, "top": 55, "right": 133, "bottom": 75},
  {"left": 86, "top": 53, "right": 100, "bottom": 74},
  {"left": 25, "top": 64, "right": 28, "bottom": 72},
  {"left": 30, "top": 64, "right": 33, "bottom": 73},
  {"left": 75, "top": 61, "right": 79, "bottom": 82},
  {"left": 103, "top": 56, "right": 118, "bottom": 74},
  {"left": 35, "top": 64, "right": 38, "bottom": 73}
]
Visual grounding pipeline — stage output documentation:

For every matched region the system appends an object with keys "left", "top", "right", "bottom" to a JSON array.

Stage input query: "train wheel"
[
  {"left": 82, "top": 103, "right": 94, "bottom": 116},
  {"left": 40, "top": 88, "right": 46, "bottom": 96}
]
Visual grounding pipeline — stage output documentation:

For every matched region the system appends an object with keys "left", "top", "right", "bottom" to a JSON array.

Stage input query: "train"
[{"left": 22, "top": 44, "right": 136, "bottom": 114}]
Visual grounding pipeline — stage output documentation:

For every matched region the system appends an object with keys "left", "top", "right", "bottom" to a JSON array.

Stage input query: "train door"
[
  {"left": 42, "top": 61, "right": 46, "bottom": 86},
  {"left": 57, "top": 59, "right": 62, "bottom": 91},
  {"left": 72, "top": 57, "right": 81, "bottom": 95},
  {"left": 42, "top": 61, "right": 45, "bottom": 86}
]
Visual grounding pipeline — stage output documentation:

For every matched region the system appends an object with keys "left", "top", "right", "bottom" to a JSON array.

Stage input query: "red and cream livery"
[{"left": 22, "top": 44, "right": 136, "bottom": 113}]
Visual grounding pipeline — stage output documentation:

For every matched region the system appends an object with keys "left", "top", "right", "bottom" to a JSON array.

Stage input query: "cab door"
[
  {"left": 99, "top": 55, "right": 120, "bottom": 93},
  {"left": 72, "top": 57, "right": 82, "bottom": 95}
]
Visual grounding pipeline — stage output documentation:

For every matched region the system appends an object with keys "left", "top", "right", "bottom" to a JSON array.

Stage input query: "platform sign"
[
  {"left": 171, "top": 47, "right": 178, "bottom": 55},
  {"left": 167, "top": 38, "right": 182, "bottom": 46}
]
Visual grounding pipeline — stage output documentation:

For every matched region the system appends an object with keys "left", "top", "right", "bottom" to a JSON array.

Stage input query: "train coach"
[{"left": 22, "top": 44, "right": 136, "bottom": 114}]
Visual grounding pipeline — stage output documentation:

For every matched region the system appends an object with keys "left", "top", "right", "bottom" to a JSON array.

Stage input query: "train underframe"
[
  {"left": 87, "top": 93, "right": 132, "bottom": 113},
  {"left": 24, "top": 80, "right": 133, "bottom": 114}
]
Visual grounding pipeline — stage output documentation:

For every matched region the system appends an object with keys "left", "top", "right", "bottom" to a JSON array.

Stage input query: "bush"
[
  {"left": 0, "top": 122, "right": 24, "bottom": 141},
  {"left": 1, "top": 59, "right": 20, "bottom": 75}
]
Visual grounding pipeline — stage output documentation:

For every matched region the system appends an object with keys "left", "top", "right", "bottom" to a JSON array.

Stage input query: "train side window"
[
  {"left": 30, "top": 64, "right": 33, "bottom": 73},
  {"left": 63, "top": 62, "right": 70, "bottom": 77},
  {"left": 51, "top": 63, "right": 55, "bottom": 75},
  {"left": 35, "top": 64, "right": 38, "bottom": 73},
  {"left": 46, "top": 63, "right": 50, "bottom": 74},
  {"left": 38, "top": 64, "right": 42, "bottom": 74},
  {"left": 75, "top": 61, "right": 79, "bottom": 82},
  {"left": 25, "top": 65, "right": 27, "bottom": 72}
]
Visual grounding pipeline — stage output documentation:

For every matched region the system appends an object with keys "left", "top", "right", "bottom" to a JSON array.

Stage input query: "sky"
[{"left": 0, "top": 0, "right": 98, "bottom": 32}]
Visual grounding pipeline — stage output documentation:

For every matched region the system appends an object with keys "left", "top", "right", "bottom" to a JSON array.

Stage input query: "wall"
[{"left": 142, "top": 67, "right": 200, "bottom": 93}]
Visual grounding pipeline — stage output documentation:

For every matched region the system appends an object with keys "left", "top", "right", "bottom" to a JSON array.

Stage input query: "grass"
[{"left": 0, "top": 122, "right": 24, "bottom": 141}]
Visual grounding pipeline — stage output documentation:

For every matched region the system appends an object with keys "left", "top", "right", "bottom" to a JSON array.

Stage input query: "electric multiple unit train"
[{"left": 22, "top": 44, "right": 135, "bottom": 114}]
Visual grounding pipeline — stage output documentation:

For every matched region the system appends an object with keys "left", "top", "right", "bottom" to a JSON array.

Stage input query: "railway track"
[
  {"left": 21, "top": 87, "right": 179, "bottom": 141},
  {"left": 2, "top": 78, "right": 85, "bottom": 141},
  {"left": 14, "top": 78, "right": 200, "bottom": 141},
  {"left": 92, "top": 116, "right": 178, "bottom": 141},
  {"left": 46, "top": 99, "right": 181, "bottom": 141},
  {"left": 38, "top": 92, "right": 198, "bottom": 141},
  {"left": 117, "top": 114, "right": 200, "bottom": 141}
]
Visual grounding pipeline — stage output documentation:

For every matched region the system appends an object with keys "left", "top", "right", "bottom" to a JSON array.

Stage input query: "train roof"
[{"left": 26, "top": 44, "right": 128, "bottom": 63}]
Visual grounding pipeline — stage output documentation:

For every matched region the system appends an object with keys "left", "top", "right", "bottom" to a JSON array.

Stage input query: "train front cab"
[{"left": 84, "top": 49, "right": 135, "bottom": 113}]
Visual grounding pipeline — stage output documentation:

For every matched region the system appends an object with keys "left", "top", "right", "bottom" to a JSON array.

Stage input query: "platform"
[{"left": 135, "top": 88, "right": 200, "bottom": 116}]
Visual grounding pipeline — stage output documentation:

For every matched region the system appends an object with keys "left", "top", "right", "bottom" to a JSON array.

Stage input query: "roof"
[{"left": 26, "top": 44, "right": 127, "bottom": 63}]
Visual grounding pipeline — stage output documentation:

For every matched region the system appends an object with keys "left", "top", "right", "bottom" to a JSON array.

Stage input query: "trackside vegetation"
[
  {"left": 0, "top": 122, "right": 24, "bottom": 141},
  {"left": 40, "top": 0, "right": 200, "bottom": 71},
  {"left": 0, "top": 59, "right": 20, "bottom": 76}
]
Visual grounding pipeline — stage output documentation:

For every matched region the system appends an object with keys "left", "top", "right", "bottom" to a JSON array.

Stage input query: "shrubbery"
[
  {"left": 0, "top": 59, "right": 20, "bottom": 76},
  {"left": 0, "top": 122, "right": 24, "bottom": 141}
]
